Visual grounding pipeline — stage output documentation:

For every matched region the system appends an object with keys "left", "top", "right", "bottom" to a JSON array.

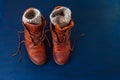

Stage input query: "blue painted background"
[{"left": 0, "top": 0, "right": 120, "bottom": 80}]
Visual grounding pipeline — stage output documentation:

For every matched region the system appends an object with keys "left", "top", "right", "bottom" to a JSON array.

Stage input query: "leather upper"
[{"left": 23, "top": 16, "right": 47, "bottom": 65}]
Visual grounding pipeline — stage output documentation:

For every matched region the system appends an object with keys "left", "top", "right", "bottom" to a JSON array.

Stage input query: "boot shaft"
[
  {"left": 22, "top": 8, "right": 46, "bottom": 34},
  {"left": 50, "top": 20, "right": 74, "bottom": 43}
]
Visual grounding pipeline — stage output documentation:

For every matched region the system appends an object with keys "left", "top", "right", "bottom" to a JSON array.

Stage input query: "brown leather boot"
[
  {"left": 50, "top": 6, "right": 74, "bottom": 65},
  {"left": 22, "top": 8, "right": 46, "bottom": 65}
]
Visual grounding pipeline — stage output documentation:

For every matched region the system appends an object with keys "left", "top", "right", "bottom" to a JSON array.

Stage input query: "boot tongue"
[
  {"left": 23, "top": 22, "right": 42, "bottom": 34},
  {"left": 54, "top": 20, "right": 74, "bottom": 32},
  {"left": 22, "top": 8, "right": 43, "bottom": 34}
]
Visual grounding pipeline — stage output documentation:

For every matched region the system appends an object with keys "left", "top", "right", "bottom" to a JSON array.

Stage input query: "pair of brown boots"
[{"left": 20, "top": 6, "right": 74, "bottom": 65}]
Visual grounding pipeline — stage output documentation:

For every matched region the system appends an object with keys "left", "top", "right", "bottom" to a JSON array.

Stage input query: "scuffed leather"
[
  {"left": 50, "top": 20, "right": 74, "bottom": 65},
  {"left": 23, "top": 16, "right": 47, "bottom": 65}
]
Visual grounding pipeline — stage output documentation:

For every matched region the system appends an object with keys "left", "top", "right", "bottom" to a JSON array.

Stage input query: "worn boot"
[
  {"left": 50, "top": 6, "right": 74, "bottom": 65},
  {"left": 22, "top": 8, "right": 46, "bottom": 65}
]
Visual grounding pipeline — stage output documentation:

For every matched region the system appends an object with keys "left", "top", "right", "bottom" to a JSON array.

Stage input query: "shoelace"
[
  {"left": 12, "top": 29, "right": 51, "bottom": 63},
  {"left": 54, "top": 30, "right": 71, "bottom": 43},
  {"left": 28, "top": 28, "right": 45, "bottom": 46},
  {"left": 54, "top": 29, "right": 85, "bottom": 51}
]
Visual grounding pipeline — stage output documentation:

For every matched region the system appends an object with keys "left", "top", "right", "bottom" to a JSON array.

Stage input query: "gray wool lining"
[
  {"left": 50, "top": 7, "right": 71, "bottom": 27},
  {"left": 22, "top": 8, "right": 42, "bottom": 24}
]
